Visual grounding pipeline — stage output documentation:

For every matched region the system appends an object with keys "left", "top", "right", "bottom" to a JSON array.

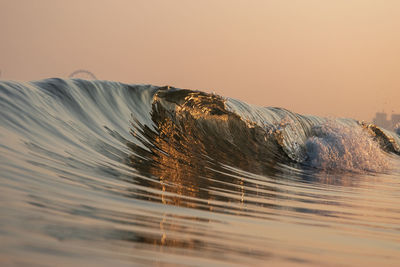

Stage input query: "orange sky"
[{"left": 1, "top": 0, "right": 399, "bottom": 121}]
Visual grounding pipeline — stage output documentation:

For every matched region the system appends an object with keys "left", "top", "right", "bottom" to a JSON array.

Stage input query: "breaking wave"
[{"left": 1, "top": 79, "right": 398, "bottom": 175}]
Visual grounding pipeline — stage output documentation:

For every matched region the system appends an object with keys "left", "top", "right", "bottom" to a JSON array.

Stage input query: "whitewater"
[{"left": 1, "top": 79, "right": 400, "bottom": 266}]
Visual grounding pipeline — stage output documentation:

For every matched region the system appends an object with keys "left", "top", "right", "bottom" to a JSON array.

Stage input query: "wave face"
[{"left": 1, "top": 79, "right": 400, "bottom": 266}]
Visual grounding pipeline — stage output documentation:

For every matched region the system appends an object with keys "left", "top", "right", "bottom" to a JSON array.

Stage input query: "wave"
[{"left": 0, "top": 79, "right": 399, "bottom": 176}]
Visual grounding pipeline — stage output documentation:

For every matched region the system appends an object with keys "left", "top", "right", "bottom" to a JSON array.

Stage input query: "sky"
[{"left": 1, "top": 0, "right": 399, "bottom": 121}]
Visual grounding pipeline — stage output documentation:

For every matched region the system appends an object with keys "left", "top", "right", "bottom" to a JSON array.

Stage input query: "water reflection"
[
  {"left": 126, "top": 92, "right": 365, "bottom": 212},
  {"left": 124, "top": 97, "right": 288, "bottom": 258},
  {"left": 124, "top": 94, "right": 369, "bottom": 259},
  {"left": 127, "top": 94, "right": 283, "bottom": 208}
]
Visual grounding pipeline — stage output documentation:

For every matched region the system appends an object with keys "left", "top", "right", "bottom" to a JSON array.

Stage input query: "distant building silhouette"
[{"left": 373, "top": 112, "right": 400, "bottom": 130}]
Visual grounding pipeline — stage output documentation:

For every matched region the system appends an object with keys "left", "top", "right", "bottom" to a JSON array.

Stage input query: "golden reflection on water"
[
  {"left": 126, "top": 95, "right": 277, "bottom": 252},
  {"left": 128, "top": 92, "right": 279, "bottom": 208}
]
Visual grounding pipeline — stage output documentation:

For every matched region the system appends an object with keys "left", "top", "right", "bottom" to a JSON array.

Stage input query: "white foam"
[{"left": 305, "top": 121, "right": 390, "bottom": 173}]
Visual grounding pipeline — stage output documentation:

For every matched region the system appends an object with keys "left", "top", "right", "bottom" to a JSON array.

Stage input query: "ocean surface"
[{"left": 1, "top": 79, "right": 399, "bottom": 266}]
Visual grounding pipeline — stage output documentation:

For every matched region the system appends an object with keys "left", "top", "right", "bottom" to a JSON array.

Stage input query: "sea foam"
[{"left": 305, "top": 121, "right": 390, "bottom": 173}]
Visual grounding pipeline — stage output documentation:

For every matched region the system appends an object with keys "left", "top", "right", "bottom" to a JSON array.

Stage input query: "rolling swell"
[
  {"left": 1, "top": 78, "right": 398, "bottom": 175},
  {"left": 1, "top": 78, "right": 400, "bottom": 266}
]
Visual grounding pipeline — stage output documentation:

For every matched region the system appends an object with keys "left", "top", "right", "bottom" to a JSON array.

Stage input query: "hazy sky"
[{"left": 1, "top": 0, "right": 399, "bottom": 121}]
